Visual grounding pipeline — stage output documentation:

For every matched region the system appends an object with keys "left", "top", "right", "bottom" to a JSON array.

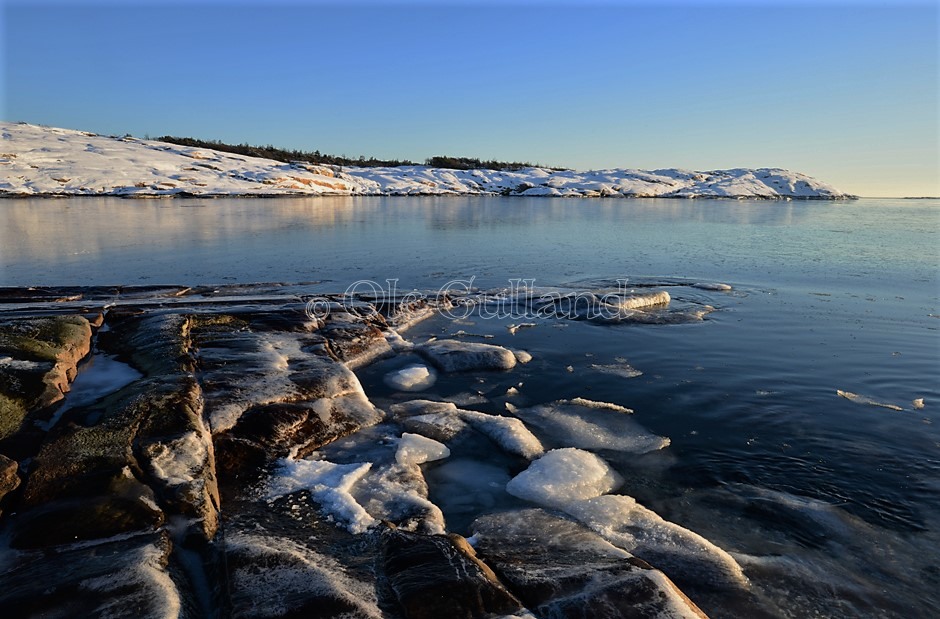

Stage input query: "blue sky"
[{"left": 2, "top": 1, "right": 937, "bottom": 196}]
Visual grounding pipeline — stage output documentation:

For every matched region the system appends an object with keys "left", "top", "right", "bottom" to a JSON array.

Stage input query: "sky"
[{"left": 2, "top": 0, "right": 937, "bottom": 197}]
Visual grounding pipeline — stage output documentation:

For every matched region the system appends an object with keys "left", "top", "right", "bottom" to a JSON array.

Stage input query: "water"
[{"left": 2, "top": 196, "right": 939, "bottom": 616}]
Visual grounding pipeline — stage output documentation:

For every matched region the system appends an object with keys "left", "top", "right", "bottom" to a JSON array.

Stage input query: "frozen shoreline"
[{"left": 1, "top": 122, "right": 855, "bottom": 200}]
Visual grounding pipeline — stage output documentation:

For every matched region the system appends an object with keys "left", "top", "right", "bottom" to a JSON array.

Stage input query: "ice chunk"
[
  {"left": 383, "top": 364, "right": 436, "bottom": 391},
  {"left": 513, "top": 349, "right": 533, "bottom": 364},
  {"left": 913, "top": 398, "right": 925, "bottom": 410},
  {"left": 513, "top": 399, "right": 670, "bottom": 454},
  {"left": 417, "top": 339, "right": 517, "bottom": 372},
  {"left": 506, "top": 448, "right": 623, "bottom": 508},
  {"left": 351, "top": 460, "right": 446, "bottom": 534},
  {"left": 837, "top": 390, "right": 904, "bottom": 411},
  {"left": 396, "top": 433, "right": 450, "bottom": 465},
  {"left": 389, "top": 399, "right": 459, "bottom": 418},
  {"left": 457, "top": 410, "right": 544, "bottom": 459},
  {"left": 591, "top": 363, "right": 643, "bottom": 379},
  {"left": 401, "top": 413, "right": 469, "bottom": 442},
  {"left": 564, "top": 495, "right": 748, "bottom": 590},
  {"left": 607, "top": 290, "right": 671, "bottom": 310},
  {"left": 692, "top": 282, "right": 732, "bottom": 291},
  {"left": 267, "top": 459, "right": 376, "bottom": 534}
]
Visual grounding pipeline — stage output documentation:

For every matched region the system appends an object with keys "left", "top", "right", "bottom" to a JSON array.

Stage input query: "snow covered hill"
[{"left": 0, "top": 122, "right": 853, "bottom": 199}]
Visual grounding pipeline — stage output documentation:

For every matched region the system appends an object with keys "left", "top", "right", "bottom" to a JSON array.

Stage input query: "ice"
[
  {"left": 0, "top": 356, "right": 50, "bottom": 370},
  {"left": 350, "top": 460, "right": 446, "bottom": 534},
  {"left": 836, "top": 389, "right": 904, "bottom": 411},
  {"left": 457, "top": 410, "right": 544, "bottom": 459},
  {"left": 417, "top": 339, "right": 517, "bottom": 372},
  {"left": 267, "top": 459, "right": 377, "bottom": 534},
  {"left": 512, "top": 399, "right": 670, "bottom": 454},
  {"left": 383, "top": 364, "right": 436, "bottom": 391},
  {"left": 563, "top": 495, "right": 748, "bottom": 590},
  {"left": 425, "top": 458, "right": 513, "bottom": 516},
  {"left": 395, "top": 432, "right": 450, "bottom": 466},
  {"left": 389, "top": 399, "right": 459, "bottom": 418},
  {"left": 591, "top": 362, "right": 643, "bottom": 379},
  {"left": 512, "top": 349, "right": 533, "bottom": 364},
  {"left": 607, "top": 290, "right": 671, "bottom": 311},
  {"left": 692, "top": 282, "right": 733, "bottom": 291},
  {"left": 401, "top": 413, "right": 469, "bottom": 442},
  {"left": 913, "top": 398, "right": 925, "bottom": 409},
  {"left": 226, "top": 532, "right": 383, "bottom": 619},
  {"left": 506, "top": 448, "right": 623, "bottom": 508},
  {"left": 41, "top": 352, "right": 143, "bottom": 429},
  {"left": 147, "top": 431, "right": 209, "bottom": 486}
]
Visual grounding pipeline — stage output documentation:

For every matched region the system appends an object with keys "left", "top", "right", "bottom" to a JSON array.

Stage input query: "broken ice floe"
[
  {"left": 591, "top": 362, "right": 643, "bottom": 379},
  {"left": 416, "top": 339, "right": 519, "bottom": 372},
  {"left": 506, "top": 448, "right": 624, "bottom": 508},
  {"left": 383, "top": 364, "right": 436, "bottom": 391},
  {"left": 836, "top": 390, "right": 904, "bottom": 412},
  {"left": 508, "top": 399, "right": 670, "bottom": 454}
]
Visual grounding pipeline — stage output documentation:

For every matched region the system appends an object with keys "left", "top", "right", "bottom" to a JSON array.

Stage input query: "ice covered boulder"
[
  {"left": 380, "top": 527, "right": 525, "bottom": 619},
  {"left": 506, "top": 448, "right": 623, "bottom": 508},
  {"left": 565, "top": 495, "right": 749, "bottom": 595},
  {"left": 471, "top": 509, "right": 707, "bottom": 619},
  {"left": 417, "top": 339, "right": 518, "bottom": 372}
]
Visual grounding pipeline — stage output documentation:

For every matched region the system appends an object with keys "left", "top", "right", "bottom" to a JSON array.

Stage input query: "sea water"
[{"left": 2, "top": 196, "right": 938, "bottom": 616}]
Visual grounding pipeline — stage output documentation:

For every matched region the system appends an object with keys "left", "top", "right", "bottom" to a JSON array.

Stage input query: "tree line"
[{"left": 156, "top": 136, "right": 560, "bottom": 171}]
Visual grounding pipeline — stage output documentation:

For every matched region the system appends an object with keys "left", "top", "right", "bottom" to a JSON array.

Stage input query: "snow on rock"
[
  {"left": 506, "top": 448, "right": 623, "bottom": 508},
  {"left": 395, "top": 432, "right": 450, "bottom": 466},
  {"left": 416, "top": 339, "right": 518, "bottom": 372},
  {"left": 383, "top": 363, "right": 437, "bottom": 391},
  {"left": 267, "top": 459, "right": 377, "bottom": 534},
  {"left": 1, "top": 122, "right": 853, "bottom": 199}
]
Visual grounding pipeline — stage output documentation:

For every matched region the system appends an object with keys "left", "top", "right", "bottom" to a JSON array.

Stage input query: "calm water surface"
[{"left": 2, "top": 196, "right": 938, "bottom": 616}]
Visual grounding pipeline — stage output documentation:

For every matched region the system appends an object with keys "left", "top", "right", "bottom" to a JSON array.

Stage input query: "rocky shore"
[{"left": 0, "top": 284, "right": 767, "bottom": 618}]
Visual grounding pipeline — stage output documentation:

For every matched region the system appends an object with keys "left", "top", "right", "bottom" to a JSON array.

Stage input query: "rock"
[
  {"left": 0, "top": 452, "right": 20, "bottom": 514},
  {"left": 225, "top": 530, "right": 384, "bottom": 619},
  {"left": 0, "top": 315, "right": 92, "bottom": 440},
  {"left": 0, "top": 531, "right": 190, "bottom": 619},
  {"left": 471, "top": 509, "right": 707, "bottom": 619},
  {"left": 416, "top": 339, "right": 517, "bottom": 372},
  {"left": 380, "top": 526, "right": 524, "bottom": 619}
]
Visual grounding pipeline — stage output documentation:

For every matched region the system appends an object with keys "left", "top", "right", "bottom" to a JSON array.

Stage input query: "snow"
[
  {"left": 395, "top": 432, "right": 450, "bottom": 465},
  {"left": 506, "top": 448, "right": 623, "bottom": 508},
  {"left": 383, "top": 364, "right": 437, "bottom": 391},
  {"left": 267, "top": 459, "right": 377, "bottom": 534},
  {"left": 1, "top": 122, "right": 853, "bottom": 199}
]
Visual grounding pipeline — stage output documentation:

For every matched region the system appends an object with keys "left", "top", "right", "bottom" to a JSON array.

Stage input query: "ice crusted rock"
[
  {"left": 471, "top": 509, "right": 707, "bottom": 619},
  {"left": 507, "top": 448, "right": 623, "bottom": 508},
  {"left": 417, "top": 339, "right": 518, "bottom": 372},
  {"left": 512, "top": 399, "right": 670, "bottom": 454},
  {"left": 267, "top": 458, "right": 377, "bottom": 534},
  {"left": 380, "top": 527, "right": 525, "bottom": 619},
  {"left": 564, "top": 495, "right": 749, "bottom": 593},
  {"left": 384, "top": 364, "right": 437, "bottom": 391},
  {"left": 226, "top": 532, "right": 384, "bottom": 619},
  {"left": 0, "top": 531, "right": 185, "bottom": 619}
]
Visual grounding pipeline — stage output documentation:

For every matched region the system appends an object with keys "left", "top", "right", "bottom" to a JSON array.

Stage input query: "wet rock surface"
[{"left": 0, "top": 285, "right": 745, "bottom": 618}]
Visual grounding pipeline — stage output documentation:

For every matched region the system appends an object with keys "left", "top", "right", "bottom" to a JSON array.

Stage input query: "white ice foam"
[
  {"left": 506, "top": 448, "right": 623, "bottom": 508},
  {"left": 147, "top": 431, "right": 209, "bottom": 486},
  {"left": 383, "top": 364, "right": 436, "bottom": 391}
]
